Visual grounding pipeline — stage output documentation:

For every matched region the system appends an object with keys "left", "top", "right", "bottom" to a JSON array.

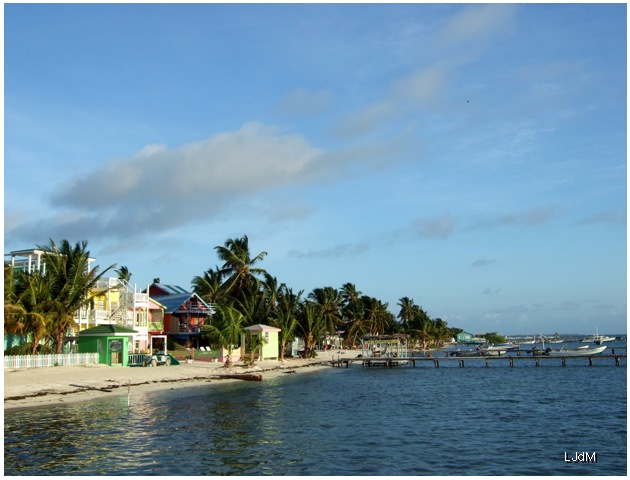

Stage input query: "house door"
[{"left": 109, "top": 339, "right": 123, "bottom": 365}]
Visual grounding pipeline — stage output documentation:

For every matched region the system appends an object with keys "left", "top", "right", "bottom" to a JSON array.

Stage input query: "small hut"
[
  {"left": 242, "top": 324, "right": 281, "bottom": 361},
  {"left": 78, "top": 325, "right": 138, "bottom": 366}
]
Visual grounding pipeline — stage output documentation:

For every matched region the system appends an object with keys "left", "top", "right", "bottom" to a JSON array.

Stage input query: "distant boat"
[
  {"left": 449, "top": 348, "right": 484, "bottom": 357},
  {"left": 582, "top": 328, "right": 615, "bottom": 345},
  {"left": 480, "top": 343, "right": 519, "bottom": 356},
  {"left": 530, "top": 345, "right": 607, "bottom": 357},
  {"left": 594, "top": 335, "right": 615, "bottom": 345},
  {"left": 544, "top": 333, "right": 564, "bottom": 344}
]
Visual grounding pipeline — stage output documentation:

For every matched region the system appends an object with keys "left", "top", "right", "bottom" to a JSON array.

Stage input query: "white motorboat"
[
  {"left": 480, "top": 343, "right": 519, "bottom": 356},
  {"left": 532, "top": 345, "right": 607, "bottom": 356},
  {"left": 594, "top": 335, "right": 615, "bottom": 345},
  {"left": 583, "top": 328, "right": 615, "bottom": 344}
]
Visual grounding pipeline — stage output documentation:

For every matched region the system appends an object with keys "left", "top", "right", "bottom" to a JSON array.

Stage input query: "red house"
[{"left": 146, "top": 284, "right": 214, "bottom": 349}]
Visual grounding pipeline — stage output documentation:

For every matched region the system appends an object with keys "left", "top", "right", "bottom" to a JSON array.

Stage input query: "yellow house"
[{"left": 242, "top": 324, "right": 281, "bottom": 361}]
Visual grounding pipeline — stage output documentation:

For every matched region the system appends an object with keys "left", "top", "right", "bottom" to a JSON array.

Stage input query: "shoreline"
[{"left": 3, "top": 355, "right": 337, "bottom": 412}]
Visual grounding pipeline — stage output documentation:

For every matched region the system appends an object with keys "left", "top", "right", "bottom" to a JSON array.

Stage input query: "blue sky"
[{"left": 4, "top": 3, "right": 627, "bottom": 335}]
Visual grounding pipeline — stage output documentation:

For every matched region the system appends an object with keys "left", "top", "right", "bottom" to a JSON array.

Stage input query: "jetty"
[
  {"left": 329, "top": 335, "right": 626, "bottom": 368},
  {"left": 330, "top": 353, "right": 626, "bottom": 368}
]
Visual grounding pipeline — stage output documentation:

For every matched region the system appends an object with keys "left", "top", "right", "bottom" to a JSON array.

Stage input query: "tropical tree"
[
  {"left": 37, "top": 239, "right": 115, "bottom": 353},
  {"left": 340, "top": 282, "right": 362, "bottom": 308},
  {"left": 115, "top": 265, "right": 132, "bottom": 283},
  {"left": 431, "top": 318, "right": 451, "bottom": 346},
  {"left": 296, "top": 301, "right": 326, "bottom": 359},
  {"left": 4, "top": 266, "right": 24, "bottom": 335},
  {"left": 397, "top": 296, "right": 417, "bottom": 330},
  {"left": 11, "top": 270, "right": 50, "bottom": 354},
  {"left": 202, "top": 303, "right": 246, "bottom": 368},
  {"left": 215, "top": 235, "right": 267, "bottom": 301},
  {"left": 484, "top": 332, "right": 506, "bottom": 344},
  {"left": 409, "top": 307, "right": 432, "bottom": 350},
  {"left": 261, "top": 272, "right": 281, "bottom": 315},
  {"left": 363, "top": 296, "right": 395, "bottom": 335},
  {"left": 235, "top": 291, "right": 268, "bottom": 327},
  {"left": 308, "top": 286, "right": 343, "bottom": 348},
  {"left": 192, "top": 267, "right": 226, "bottom": 305},
  {"left": 269, "top": 285, "right": 302, "bottom": 361}
]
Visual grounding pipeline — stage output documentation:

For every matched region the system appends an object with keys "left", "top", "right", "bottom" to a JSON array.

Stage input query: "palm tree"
[
  {"left": 340, "top": 282, "right": 362, "bottom": 307},
  {"left": 37, "top": 239, "right": 115, "bottom": 354},
  {"left": 409, "top": 307, "right": 432, "bottom": 350},
  {"left": 269, "top": 285, "right": 302, "bottom": 361},
  {"left": 115, "top": 265, "right": 132, "bottom": 283},
  {"left": 4, "top": 266, "right": 30, "bottom": 348},
  {"left": 296, "top": 301, "right": 325, "bottom": 359},
  {"left": 202, "top": 303, "right": 246, "bottom": 368},
  {"left": 431, "top": 318, "right": 451, "bottom": 346},
  {"left": 308, "top": 286, "right": 343, "bottom": 348},
  {"left": 234, "top": 291, "right": 268, "bottom": 327},
  {"left": 4, "top": 267, "right": 24, "bottom": 334},
  {"left": 192, "top": 267, "right": 226, "bottom": 304},
  {"left": 215, "top": 235, "right": 267, "bottom": 301},
  {"left": 11, "top": 270, "right": 50, "bottom": 354},
  {"left": 363, "top": 296, "right": 394, "bottom": 335},
  {"left": 261, "top": 272, "right": 281, "bottom": 315},
  {"left": 397, "top": 296, "right": 417, "bottom": 330}
]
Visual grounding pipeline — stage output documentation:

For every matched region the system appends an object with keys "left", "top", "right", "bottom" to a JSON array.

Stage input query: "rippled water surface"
[{"left": 4, "top": 356, "right": 627, "bottom": 475}]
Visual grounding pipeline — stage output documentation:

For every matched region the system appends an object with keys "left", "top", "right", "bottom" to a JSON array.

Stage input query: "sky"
[{"left": 3, "top": 3, "right": 627, "bottom": 336}]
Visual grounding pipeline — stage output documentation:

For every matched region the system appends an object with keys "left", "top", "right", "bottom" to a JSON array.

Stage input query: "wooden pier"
[{"left": 330, "top": 353, "right": 626, "bottom": 369}]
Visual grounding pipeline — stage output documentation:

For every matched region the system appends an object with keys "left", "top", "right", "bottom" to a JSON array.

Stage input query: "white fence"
[{"left": 4, "top": 353, "right": 100, "bottom": 370}]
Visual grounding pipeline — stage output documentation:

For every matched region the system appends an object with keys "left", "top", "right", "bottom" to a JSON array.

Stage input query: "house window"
[{"left": 264, "top": 332, "right": 270, "bottom": 344}]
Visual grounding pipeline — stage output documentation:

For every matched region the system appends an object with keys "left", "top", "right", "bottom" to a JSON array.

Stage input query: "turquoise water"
[{"left": 4, "top": 355, "right": 627, "bottom": 475}]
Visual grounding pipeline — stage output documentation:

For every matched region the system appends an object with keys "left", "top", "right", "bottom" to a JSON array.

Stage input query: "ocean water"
[{"left": 4, "top": 351, "right": 627, "bottom": 476}]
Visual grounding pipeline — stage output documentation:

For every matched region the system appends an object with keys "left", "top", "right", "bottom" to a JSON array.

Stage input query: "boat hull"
[{"left": 544, "top": 346, "right": 607, "bottom": 356}]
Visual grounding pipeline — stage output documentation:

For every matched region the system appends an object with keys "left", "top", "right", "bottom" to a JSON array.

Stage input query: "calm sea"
[{"left": 4, "top": 344, "right": 627, "bottom": 476}]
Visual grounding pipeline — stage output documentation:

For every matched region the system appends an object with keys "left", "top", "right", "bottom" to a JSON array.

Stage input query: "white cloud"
[
  {"left": 434, "top": 4, "right": 517, "bottom": 51},
  {"left": 279, "top": 87, "right": 334, "bottom": 115},
  {"left": 333, "top": 5, "right": 516, "bottom": 139},
  {"left": 288, "top": 242, "right": 370, "bottom": 259},
  {"left": 414, "top": 215, "right": 454, "bottom": 240},
  {"left": 468, "top": 206, "right": 560, "bottom": 230},
  {"left": 51, "top": 122, "right": 322, "bottom": 210},
  {"left": 9, "top": 121, "right": 416, "bottom": 244}
]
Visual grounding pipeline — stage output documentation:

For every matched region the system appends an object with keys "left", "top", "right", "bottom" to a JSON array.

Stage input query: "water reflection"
[{"left": 4, "top": 366, "right": 627, "bottom": 476}]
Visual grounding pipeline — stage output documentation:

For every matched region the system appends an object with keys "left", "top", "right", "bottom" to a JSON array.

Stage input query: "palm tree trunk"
[{"left": 55, "top": 332, "right": 65, "bottom": 354}]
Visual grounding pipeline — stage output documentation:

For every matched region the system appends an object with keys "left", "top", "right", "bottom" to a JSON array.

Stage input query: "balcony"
[
  {"left": 149, "top": 321, "right": 165, "bottom": 332},
  {"left": 95, "top": 277, "right": 120, "bottom": 290},
  {"left": 90, "top": 309, "right": 110, "bottom": 323},
  {"left": 179, "top": 324, "right": 202, "bottom": 333}
]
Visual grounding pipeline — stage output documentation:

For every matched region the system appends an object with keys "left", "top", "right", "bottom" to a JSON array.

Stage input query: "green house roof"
[{"left": 79, "top": 325, "right": 138, "bottom": 336}]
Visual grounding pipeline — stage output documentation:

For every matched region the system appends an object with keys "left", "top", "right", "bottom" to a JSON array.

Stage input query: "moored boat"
[
  {"left": 530, "top": 345, "right": 607, "bottom": 356},
  {"left": 594, "top": 335, "right": 615, "bottom": 345},
  {"left": 448, "top": 347, "right": 484, "bottom": 357},
  {"left": 583, "top": 328, "right": 615, "bottom": 344},
  {"left": 480, "top": 343, "right": 520, "bottom": 356}
]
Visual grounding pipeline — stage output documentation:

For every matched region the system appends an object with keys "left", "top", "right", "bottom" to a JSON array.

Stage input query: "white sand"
[{"left": 3, "top": 354, "right": 340, "bottom": 411}]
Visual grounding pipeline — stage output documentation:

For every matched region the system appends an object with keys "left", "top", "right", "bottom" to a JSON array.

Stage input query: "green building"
[
  {"left": 78, "top": 325, "right": 138, "bottom": 366},
  {"left": 456, "top": 331, "right": 473, "bottom": 343}
]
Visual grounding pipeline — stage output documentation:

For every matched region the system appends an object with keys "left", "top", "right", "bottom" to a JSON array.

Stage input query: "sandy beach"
[{"left": 3, "top": 353, "right": 341, "bottom": 412}]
